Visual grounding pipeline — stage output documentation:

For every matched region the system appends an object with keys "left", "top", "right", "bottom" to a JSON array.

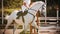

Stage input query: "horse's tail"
[{"left": 5, "top": 15, "right": 9, "bottom": 20}]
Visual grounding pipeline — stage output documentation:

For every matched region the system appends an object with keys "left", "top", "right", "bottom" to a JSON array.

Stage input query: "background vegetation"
[{"left": 3, "top": 0, "right": 23, "bottom": 9}]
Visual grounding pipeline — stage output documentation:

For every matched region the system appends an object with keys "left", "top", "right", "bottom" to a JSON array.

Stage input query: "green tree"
[{"left": 3, "top": 0, "right": 23, "bottom": 9}]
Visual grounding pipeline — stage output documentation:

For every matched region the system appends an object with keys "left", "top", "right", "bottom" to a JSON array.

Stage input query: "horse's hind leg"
[
  {"left": 13, "top": 23, "right": 18, "bottom": 34},
  {"left": 13, "top": 21, "right": 20, "bottom": 34},
  {"left": 3, "top": 19, "right": 13, "bottom": 34}
]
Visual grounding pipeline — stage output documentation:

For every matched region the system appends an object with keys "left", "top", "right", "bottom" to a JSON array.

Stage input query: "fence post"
[
  {"left": 2, "top": 0, "right": 4, "bottom": 25},
  {"left": 57, "top": 7, "right": 59, "bottom": 27}
]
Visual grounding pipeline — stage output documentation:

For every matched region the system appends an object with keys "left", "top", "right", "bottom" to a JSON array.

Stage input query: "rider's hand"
[{"left": 23, "top": 2, "right": 29, "bottom": 9}]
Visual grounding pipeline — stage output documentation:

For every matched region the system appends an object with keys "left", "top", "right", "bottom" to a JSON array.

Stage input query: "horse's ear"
[{"left": 36, "top": 10, "right": 41, "bottom": 17}]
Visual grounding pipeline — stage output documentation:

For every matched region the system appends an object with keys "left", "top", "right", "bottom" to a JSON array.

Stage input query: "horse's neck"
[
  {"left": 28, "top": 1, "right": 44, "bottom": 16},
  {"left": 30, "top": 1, "right": 44, "bottom": 8}
]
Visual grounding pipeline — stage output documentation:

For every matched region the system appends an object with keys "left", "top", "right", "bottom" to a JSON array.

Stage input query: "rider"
[
  {"left": 21, "top": 0, "right": 31, "bottom": 32},
  {"left": 21, "top": 0, "right": 31, "bottom": 12}
]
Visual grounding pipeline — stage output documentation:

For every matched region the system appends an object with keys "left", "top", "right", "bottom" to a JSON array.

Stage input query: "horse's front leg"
[
  {"left": 31, "top": 17, "right": 39, "bottom": 29},
  {"left": 24, "top": 22, "right": 29, "bottom": 33},
  {"left": 31, "top": 19, "right": 39, "bottom": 34}
]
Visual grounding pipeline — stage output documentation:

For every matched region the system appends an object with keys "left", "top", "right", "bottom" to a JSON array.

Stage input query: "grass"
[{"left": 20, "top": 30, "right": 30, "bottom": 34}]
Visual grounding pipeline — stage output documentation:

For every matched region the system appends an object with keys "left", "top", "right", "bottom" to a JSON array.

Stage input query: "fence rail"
[{"left": 0, "top": 17, "right": 60, "bottom": 20}]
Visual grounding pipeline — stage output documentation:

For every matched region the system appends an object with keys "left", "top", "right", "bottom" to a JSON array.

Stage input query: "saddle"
[{"left": 16, "top": 10, "right": 28, "bottom": 19}]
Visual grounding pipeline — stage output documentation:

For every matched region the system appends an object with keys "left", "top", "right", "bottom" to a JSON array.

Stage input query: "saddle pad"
[{"left": 16, "top": 10, "right": 28, "bottom": 19}]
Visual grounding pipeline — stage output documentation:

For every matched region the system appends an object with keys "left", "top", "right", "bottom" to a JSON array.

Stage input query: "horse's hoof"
[
  {"left": 16, "top": 17, "right": 19, "bottom": 19},
  {"left": 3, "top": 32, "right": 5, "bottom": 34}
]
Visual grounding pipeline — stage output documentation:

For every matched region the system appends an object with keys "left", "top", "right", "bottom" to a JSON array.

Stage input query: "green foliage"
[
  {"left": 3, "top": 0, "right": 23, "bottom": 9},
  {"left": 20, "top": 30, "right": 30, "bottom": 34},
  {"left": 20, "top": 30, "right": 25, "bottom": 34}
]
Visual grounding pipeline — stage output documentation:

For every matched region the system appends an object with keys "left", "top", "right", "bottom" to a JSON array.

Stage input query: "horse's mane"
[{"left": 30, "top": 1, "right": 44, "bottom": 8}]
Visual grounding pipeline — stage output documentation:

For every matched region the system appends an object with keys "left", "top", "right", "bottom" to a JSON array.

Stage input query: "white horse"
[{"left": 4, "top": 1, "right": 46, "bottom": 34}]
